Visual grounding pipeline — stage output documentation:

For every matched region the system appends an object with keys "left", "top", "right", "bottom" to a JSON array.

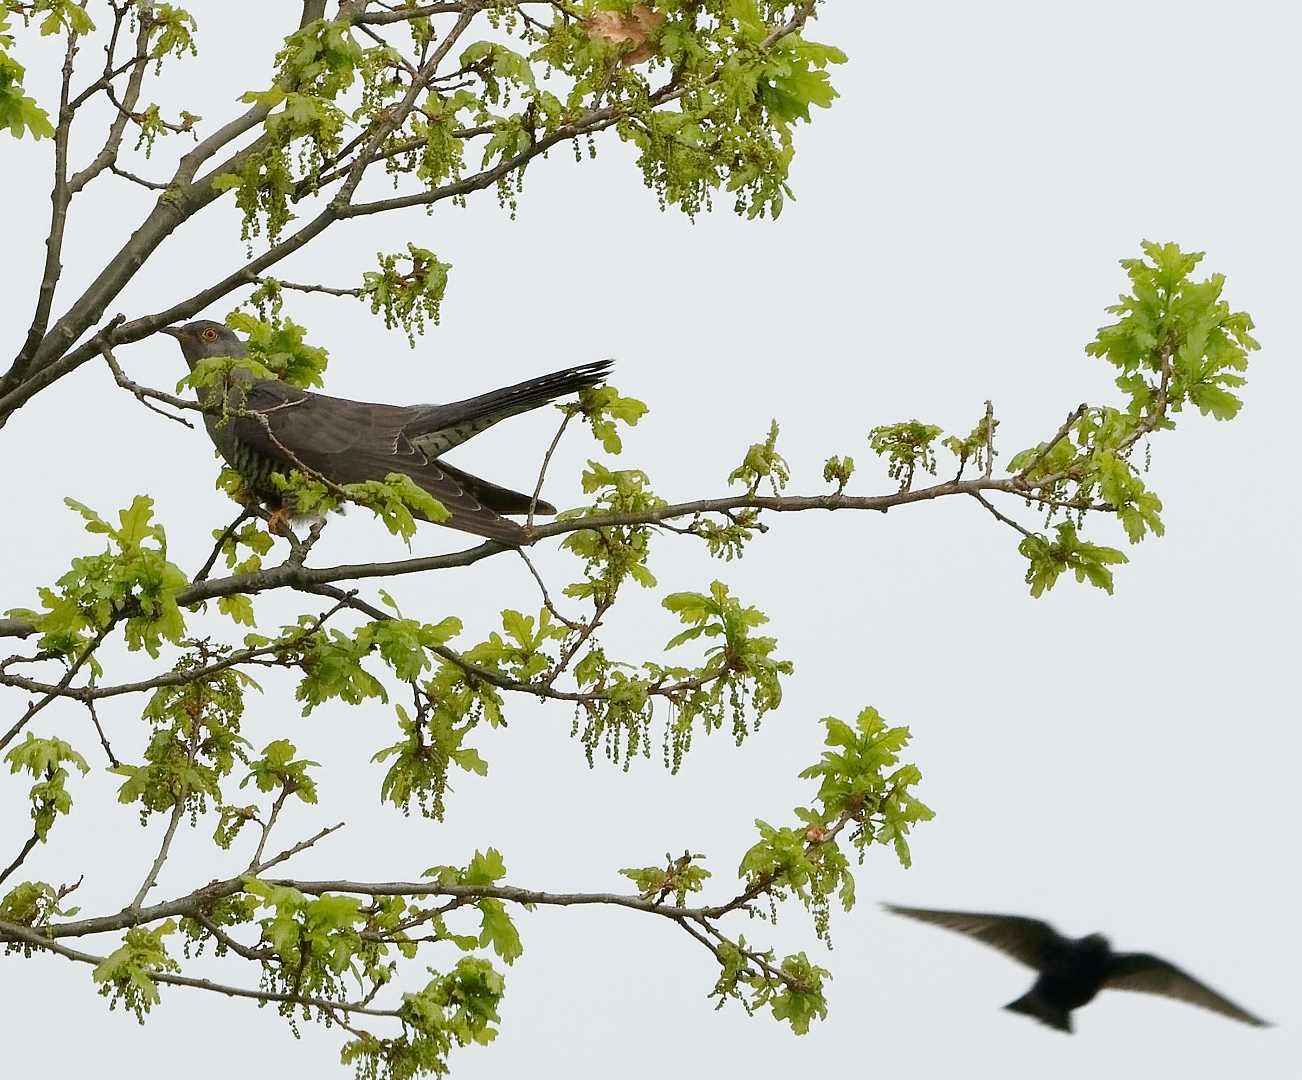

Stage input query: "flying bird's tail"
[
  {"left": 403, "top": 359, "right": 615, "bottom": 454},
  {"left": 1005, "top": 992, "right": 1073, "bottom": 1033}
]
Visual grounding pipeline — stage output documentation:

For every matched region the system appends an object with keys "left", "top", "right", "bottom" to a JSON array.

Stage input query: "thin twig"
[
  {"left": 131, "top": 797, "right": 188, "bottom": 910},
  {"left": 287, "top": 518, "right": 328, "bottom": 568},
  {"left": 85, "top": 699, "right": 119, "bottom": 767},
  {"left": 982, "top": 400, "right": 997, "bottom": 479},
  {"left": 191, "top": 912, "right": 272, "bottom": 962},
  {"left": 761, "top": 0, "right": 819, "bottom": 48},
  {"left": 108, "top": 162, "right": 171, "bottom": 190},
  {"left": 247, "top": 407, "right": 354, "bottom": 500},
  {"left": 515, "top": 548, "right": 581, "bottom": 630},
  {"left": 193, "top": 508, "right": 259, "bottom": 585},
  {"left": 68, "top": 12, "right": 154, "bottom": 193},
  {"left": 251, "top": 276, "right": 362, "bottom": 298},
  {"left": 528, "top": 409, "right": 573, "bottom": 527},
  {"left": 1016, "top": 402, "right": 1088, "bottom": 480},
  {"left": 0, "top": 919, "right": 401, "bottom": 1017},
  {"left": 355, "top": 20, "right": 420, "bottom": 76},
  {"left": 0, "top": 621, "right": 116, "bottom": 753},
  {"left": 248, "top": 787, "right": 291, "bottom": 872},
  {"left": 251, "top": 822, "right": 345, "bottom": 875},
  {"left": 0, "top": 833, "right": 41, "bottom": 888},
  {"left": 543, "top": 596, "right": 610, "bottom": 689},
  {"left": 970, "top": 491, "right": 1035, "bottom": 539},
  {"left": 100, "top": 340, "right": 195, "bottom": 427}
]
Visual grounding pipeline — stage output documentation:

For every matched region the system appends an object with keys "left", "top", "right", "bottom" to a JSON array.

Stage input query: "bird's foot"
[{"left": 266, "top": 507, "right": 293, "bottom": 535}]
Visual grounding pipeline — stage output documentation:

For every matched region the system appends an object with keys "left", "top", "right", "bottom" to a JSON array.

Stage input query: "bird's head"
[
  {"left": 160, "top": 320, "right": 247, "bottom": 369},
  {"left": 1081, "top": 932, "right": 1112, "bottom": 956}
]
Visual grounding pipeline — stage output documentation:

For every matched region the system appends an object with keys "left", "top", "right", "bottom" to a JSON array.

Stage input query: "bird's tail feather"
[
  {"left": 398, "top": 460, "right": 555, "bottom": 544},
  {"left": 1004, "top": 992, "right": 1073, "bottom": 1032},
  {"left": 436, "top": 460, "right": 556, "bottom": 516},
  {"left": 404, "top": 359, "right": 615, "bottom": 438}
]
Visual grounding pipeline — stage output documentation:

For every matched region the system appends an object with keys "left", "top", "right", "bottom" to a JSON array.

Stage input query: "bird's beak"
[{"left": 159, "top": 325, "right": 184, "bottom": 339}]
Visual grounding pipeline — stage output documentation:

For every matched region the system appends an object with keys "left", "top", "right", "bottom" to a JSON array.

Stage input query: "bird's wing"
[
  {"left": 404, "top": 359, "right": 615, "bottom": 456},
  {"left": 884, "top": 904, "right": 1065, "bottom": 971},
  {"left": 1103, "top": 953, "right": 1270, "bottom": 1027},
  {"left": 227, "top": 383, "right": 528, "bottom": 543},
  {"left": 230, "top": 382, "right": 421, "bottom": 458},
  {"left": 325, "top": 446, "right": 531, "bottom": 543}
]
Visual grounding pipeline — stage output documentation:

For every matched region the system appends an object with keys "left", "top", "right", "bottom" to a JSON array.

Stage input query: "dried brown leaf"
[{"left": 584, "top": 4, "right": 668, "bottom": 66}]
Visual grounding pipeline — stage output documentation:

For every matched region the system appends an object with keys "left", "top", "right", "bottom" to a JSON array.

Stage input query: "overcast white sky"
[{"left": 2, "top": 3, "right": 1298, "bottom": 1077}]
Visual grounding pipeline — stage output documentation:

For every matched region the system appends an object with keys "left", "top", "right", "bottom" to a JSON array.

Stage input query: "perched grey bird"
[
  {"left": 162, "top": 320, "right": 612, "bottom": 543},
  {"left": 884, "top": 904, "right": 1270, "bottom": 1033}
]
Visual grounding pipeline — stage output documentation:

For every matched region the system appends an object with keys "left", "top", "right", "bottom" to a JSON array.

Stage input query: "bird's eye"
[{"left": 202, "top": 328, "right": 218, "bottom": 342}]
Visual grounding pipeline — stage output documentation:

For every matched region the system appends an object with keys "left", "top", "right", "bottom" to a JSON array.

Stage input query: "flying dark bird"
[
  {"left": 162, "top": 320, "right": 613, "bottom": 544},
  {"left": 884, "top": 903, "right": 1270, "bottom": 1033}
]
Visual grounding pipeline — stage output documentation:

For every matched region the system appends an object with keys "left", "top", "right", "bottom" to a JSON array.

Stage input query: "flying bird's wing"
[
  {"left": 1104, "top": 953, "right": 1271, "bottom": 1027},
  {"left": 884, "top": 904, "right": 1065, "bottom": 971}
]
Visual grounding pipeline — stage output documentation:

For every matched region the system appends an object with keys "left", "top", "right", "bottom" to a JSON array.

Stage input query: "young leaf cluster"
[
  {"left": 4, "top": 732, "right": 90, "bottom": 843},
  {"left": 620, "top": 851, "right": 712, "bottom": 906},
  {"left": 867, "top": 421, "right": 943, "bottom": 492},
  {"left": 362, "top": 245, "right": 453, "bottom": 347},
  {"left": 738, "top": 707, "right": 930, "bottom": 939},
  {"left": 5, "top": 496, "right": 188, "bottom": 660},
  {"left": 92, "top": 919, "right": 181, "bottom": 1023},
  {"left": 113, "top": 646, "right": 255, "bottom": 824},
  {"left": 0, "top": 10, "right": 54, "bottom": 139},
  {"left": 342, "top": 958, "right": 506, "bottom": 1080}
]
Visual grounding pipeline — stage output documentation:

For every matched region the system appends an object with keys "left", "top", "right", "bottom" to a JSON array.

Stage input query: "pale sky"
[{"left": 2, "top": 3, "right": 1298, "bottom": 1078}]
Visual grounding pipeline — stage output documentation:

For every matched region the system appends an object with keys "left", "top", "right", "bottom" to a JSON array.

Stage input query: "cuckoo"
[
  {"left": 884, "top": 903, "right": 1269, "bottom": 1032},
  {"left": 162, "top": 320, "right": 612, "bottom": 544}
]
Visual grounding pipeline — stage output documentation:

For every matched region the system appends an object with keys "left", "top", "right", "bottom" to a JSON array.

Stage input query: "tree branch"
[
  {"left": 0, "top": 101, "right": 277, "bottom": 417},
  {"left": 0, "top": 470, "right": 1123, "bottom": 653},
  {"left": 0, "top": 832, "right": 41, "bottom": 889},
  {"left": 528, "top": 409, "right": 573, "bottom": 528},
  {"left": 0, "top": 597, "right": 358, "bottom": 716},
  {"left": 0, "top": 621, "right": 117, "bottom": 753},
  {"left": 252, "top": 276, "right": 361, "bottom": 298},
  {"left": 248, "top": 787, "right": 292, "bottom": 872},
  {"left": 100, "top": 340, "right": 196, "bottom": 427},
  {"left": 107, "top": 161, "right": 172, "bottom": 190},
  {"left": 192, "top": 508, "right": 260, "bottom": 586},
  {"left": 14, "top": 29, "right": 82, "bottom": 381},
  {"left": 353, "top": 3, "right": 467, "bottom": 24},
  {"left": 760, "top": 0, "right": 820, "bottom": 51},
  {"left": 130, "top": 794, "right": 189, "bottom": 910},
  {"left": 0, "top": 0, "right": 817, "bottom": 424},
  {"left": 1016, "top": 402, "right": 1088, "bottom": 480},
  {"left": 67, "top": 9, "right": 153, "bottom": 195},
  {"left": 300, "top": 0, "right": 329, "bottom": 29},
  {"left": 969, "top": 492, "right": 1035, "bottom": 540},
  {"left": 85, "top": 698, "right": 119, "bottom": 767},
  {"left": 0, "top": 918, "right": 401, "bottom": 1017}
]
